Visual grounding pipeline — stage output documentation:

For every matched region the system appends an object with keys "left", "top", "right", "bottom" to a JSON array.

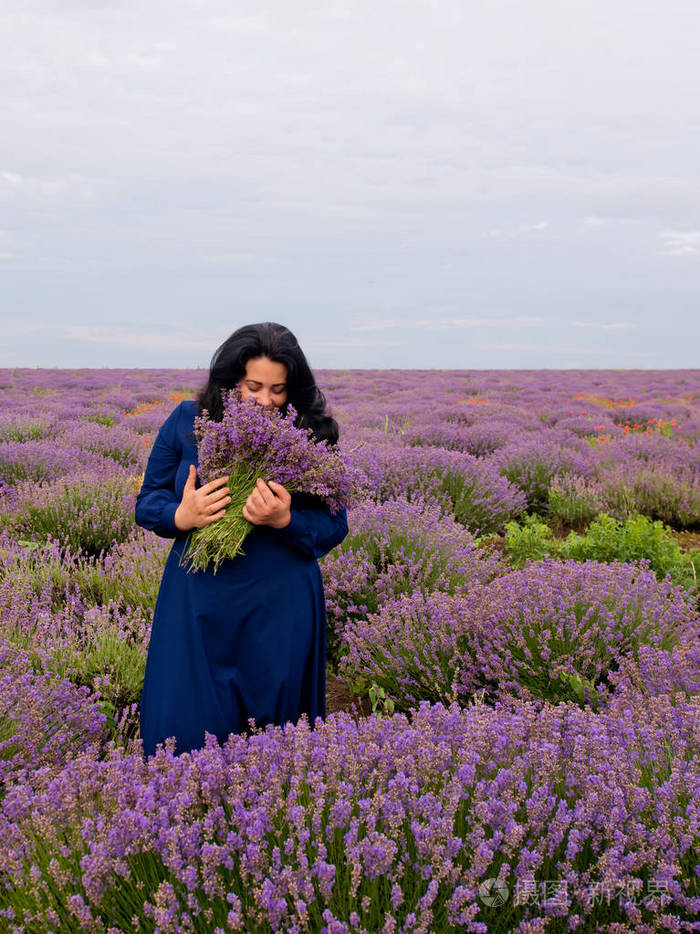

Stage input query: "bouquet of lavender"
[{"left": 182, "top": 389, "right": 353, "bottom": 572}]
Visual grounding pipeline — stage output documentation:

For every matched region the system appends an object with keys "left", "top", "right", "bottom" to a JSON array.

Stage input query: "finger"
[
  {"left": 201, "top": 475, "right": 230, "bottom": 493},
  {"left": 242, "top": 504, "right": 259, "bottom": 524},
  {"left": 204, "top": 507, "right": 227, "bottom": 525},
  {"left": 205, "top": 487, "right": 231, "bottom": 506},
  {"left": 184, "top": 464, "right": 197, "bottom": 488},
  {"left": 193, "top": 489, "right": 229, "bottom": 517},
  {"left": 251, "top": 489, "right": 266, "bottom": 508},
  {"left": 255, "top": 478, "right": 275, "bottom": 505},
  {"left": 207, "top": 495, "right": 231, "bottom": 515},
  {"left": 267, "top": 480, "right": 291, "bottom": 503}
]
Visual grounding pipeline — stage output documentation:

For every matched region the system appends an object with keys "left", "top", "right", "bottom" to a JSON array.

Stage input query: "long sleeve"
[
  {"left": 276, "top": 505, "right": 348, "bottom": 559},
  {"left": 135, "top": 403, "right": 185, "bottom": 539}
]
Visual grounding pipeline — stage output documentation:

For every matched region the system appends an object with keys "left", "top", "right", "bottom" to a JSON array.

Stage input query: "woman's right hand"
[{"left": 174, "top": 465, "right": 231, "bottom": 531}]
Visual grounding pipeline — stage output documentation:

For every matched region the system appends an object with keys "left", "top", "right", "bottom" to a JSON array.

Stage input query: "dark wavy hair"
[{"left": 196, "top": 323, "right": 339, "bottom": 445}]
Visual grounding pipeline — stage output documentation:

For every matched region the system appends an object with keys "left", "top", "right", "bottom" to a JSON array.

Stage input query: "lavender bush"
[
  {"left": 0, "top": 637, "right": 107, "bottom": 790},
  {"left": 0, "top": 531, "right": 169, "bottom": 615},
  {"left": 606, "top": 642, "right": 700, "bottom": 701},
  {"left": 320, "top": 497, "right": 501, "bottom": 659},
  {"left": 340, "top": 590, "right": 488, "bottom": 708},
  {"left": 547, "top": 473, "right": 603, "bottom": 530},
  {"left": 342, "top": 560, "right": 699, "bottom": 710},
  {"left": 348, "top": 445, "right": 526, "bottom": 533},
  {"left": 492, "top": 434, "right": 596, "bottom": 514},
  {"left": 2, "top": 468, "right": 139, "bottom": 555},
  {"left": 0, "top": 414, "right": 53, "bottom": 443},
  {"left": 0, "top": 438, "right": 78, "bottom": 490},
  {"left": 595, "top": 464, "right": 700, "bottom": 529},
  {"left": 1, "top": 698, "right": 698, "bottom": 932},
  {"left": 473, "top": 559, "right": 697, "bottom": 707},
  {"left": 59, "top": 420, "right": 147, "bottom": 470},
  {"left": 0, "top": 567, "right": 151, "bottom": 714}
]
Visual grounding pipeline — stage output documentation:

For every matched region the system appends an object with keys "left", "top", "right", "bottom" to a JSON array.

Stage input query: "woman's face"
[{"left": 237, "top": 356, "right": 288, "bottom": 409}]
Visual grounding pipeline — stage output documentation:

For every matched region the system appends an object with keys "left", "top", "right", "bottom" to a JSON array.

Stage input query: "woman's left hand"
[{"left": 242, "top": 479, "right": 292, "bottom": 529}]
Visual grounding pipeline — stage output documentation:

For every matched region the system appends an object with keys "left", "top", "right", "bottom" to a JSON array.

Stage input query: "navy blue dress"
[{"left": 135, "top": 400, "right": 348, "bottom": 757}]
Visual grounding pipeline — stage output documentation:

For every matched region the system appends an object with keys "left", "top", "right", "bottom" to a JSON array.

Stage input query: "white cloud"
[
  {"left": 476, "top": 343, "right": 652, "bottom": 358},
  {"left": 1, "top": 322, "right": 213, "bottom": 351},
  {"left": 302, "top": 336, "right": 403, "bottom": 351},
  {"left": 0, "top": 171, "right": 23, "bottom": 186},
  {"left": 61, "top": 325, "right": 211, "bottom": 350},
  {"left": 352, "top": 316, "right": 544, "bottom": 332},
  {"left": 659, "top": 230, "right": 700, "bottom": 256},
  {"left": 0, "top": 170, "right": 95, "bottom": 206},
  {"left": 481, "top": 221, "right": 549, "bottom": 239},
  {"left": 203, "top": 252, "right": 255, "bottom": 265},
  {"left": 570, "top": 321, "right": 635, "bottom": 330}
]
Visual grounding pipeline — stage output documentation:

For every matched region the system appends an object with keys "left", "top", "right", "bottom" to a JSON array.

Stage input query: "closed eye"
[{"left": 245, "top": 382, "right": 286, "bottom": 393}]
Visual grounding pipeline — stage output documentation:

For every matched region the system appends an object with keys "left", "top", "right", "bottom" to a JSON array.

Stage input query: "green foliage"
[
  {"left": 82, "top": 413, "right": 116, "bottom": 427},
  {"left": 557, "top": 670, "right": 598, "bottom": 706},
  {"left": 504, "top": 513, "right": 700, "bottom": 594},
  {"left": 503, "top": 514, "right": 555, "bottom": 565},
  {"left": 562, "top": 514, "right": 699, "bottom": 591},
  {"left": 368, "top": 683, "right": 395, "bottom": 719}
]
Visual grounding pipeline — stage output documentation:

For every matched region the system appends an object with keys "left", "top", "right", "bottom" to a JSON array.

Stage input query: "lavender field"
[{"left": 0, "top": 367, "right": 699, "bottom": 934}]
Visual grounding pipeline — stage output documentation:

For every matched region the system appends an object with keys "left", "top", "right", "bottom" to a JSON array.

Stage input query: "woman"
[{"left": 135, "top": 323, "right": 348, "bottom": 757}]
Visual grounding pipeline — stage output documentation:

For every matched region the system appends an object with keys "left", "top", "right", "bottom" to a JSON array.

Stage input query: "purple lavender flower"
[
  {"left": 0, "top": 637, "right": 107, "bottom": 789},
  {"left": 185, "top": 389, "right": 357, "bottom": 571},
  {"left": 1, "top": 697, "right": 698, "bottom": 931}
]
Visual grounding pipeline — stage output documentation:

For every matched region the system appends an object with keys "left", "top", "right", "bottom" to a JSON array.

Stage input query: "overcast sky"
[{"left": 1, "top": 0, "right": 699, "bottom": 369}]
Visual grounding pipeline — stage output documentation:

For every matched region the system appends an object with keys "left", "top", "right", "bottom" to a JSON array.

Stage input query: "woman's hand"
[
  {"left": 242, "top": 478, "right": 291, "bottom": 529},
  {"left": 174, "top": 465, "right": 231, "bottom": 531}
]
